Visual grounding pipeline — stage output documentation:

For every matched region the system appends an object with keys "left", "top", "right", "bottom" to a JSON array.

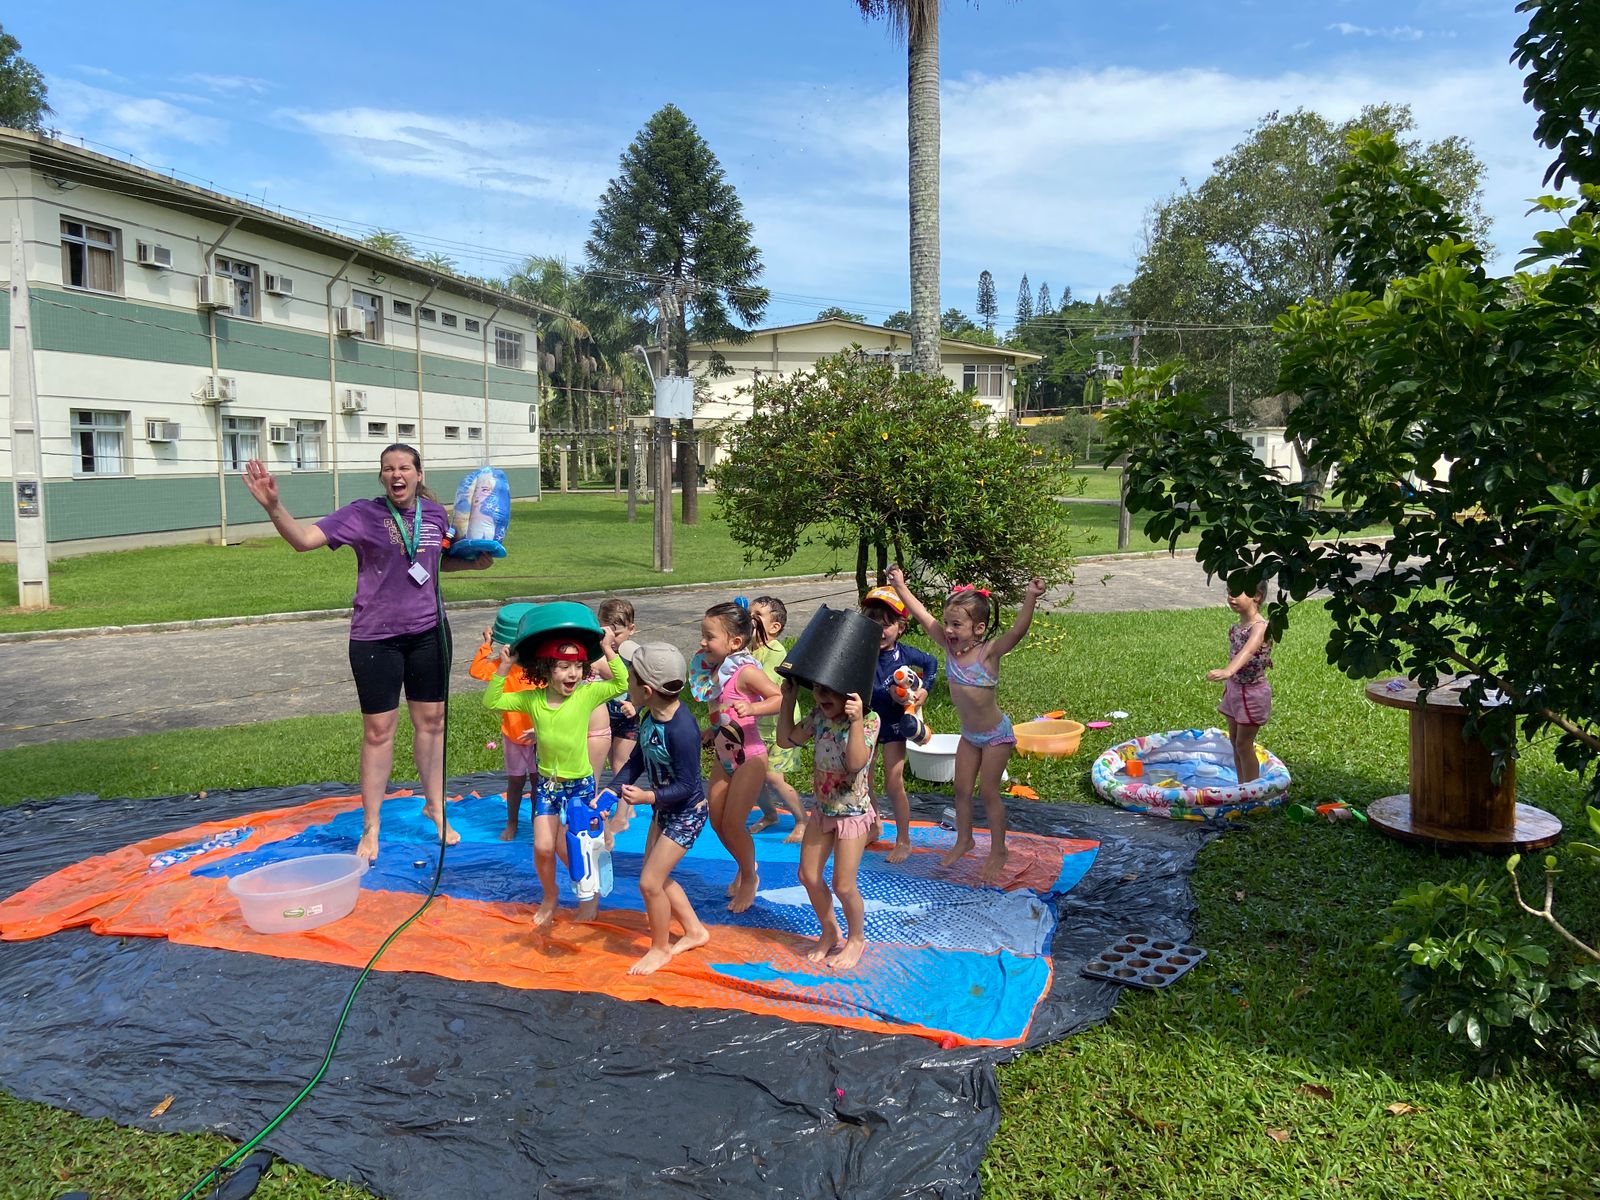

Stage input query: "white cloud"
[
  {"left": 1328, "top": 22, "right": 1425, "bottom": 41},
  {"left": 179, "top": 73, "right": 271, "bottom": 95},
  {"left": 46, "top": 79, "right": 227, "bottom": 160}
]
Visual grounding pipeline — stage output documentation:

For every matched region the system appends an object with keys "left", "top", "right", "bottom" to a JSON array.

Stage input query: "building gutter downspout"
[
  {"left": 204, "top": 216, "right": 241, "bottom": 542},
  {"left": 326, "top": 252, "right": 358, "bottom": 510}
]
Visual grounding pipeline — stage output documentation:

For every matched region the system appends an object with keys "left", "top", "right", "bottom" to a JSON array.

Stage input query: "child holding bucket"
[
  {"left": 1206, "top": 580, "right": 1273, "bottom": 784},
  {"left": 611, "top": 642, "right": 711, "bottom": 975},
  {"left": 748, "top": 596, "right": 809, "bottom": 843},
  {"left": 777, "top": 674, "right": 881, "bottom": 972},
  {"left": 888, "top": 566, "right": 1047, "bottom": 885},
  {"left": 698, "top": 600, "right": 783, "bottom": 914},
  {"left": 484, "top": 620, "right": 626, "bottom": 926},
  {"left": 468, "top": 602, "right": 539, "bottom": 841}
]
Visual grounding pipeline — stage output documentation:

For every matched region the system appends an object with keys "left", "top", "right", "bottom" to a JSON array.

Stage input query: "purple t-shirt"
[{"left": 316, "top": 497, "right": 449, "bottom": 641}]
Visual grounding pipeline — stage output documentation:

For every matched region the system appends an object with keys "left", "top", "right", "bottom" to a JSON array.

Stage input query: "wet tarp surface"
[{"left": 0, "top": 778, "right": 1213, "bottom": 1199}]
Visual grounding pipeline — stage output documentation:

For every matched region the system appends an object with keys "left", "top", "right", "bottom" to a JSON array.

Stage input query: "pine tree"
[
  {"left": 1015, "top": 274, "right": 1034, "bottom": 325},
  {"left": 976, "top": 270, "right": 998, "bottom": 332},
  {"left": 1037, "top": 281, "right": 1051, "bottom": 314},
  {"left": 586, "top": 104, "right": 769, "bottom": 526}
]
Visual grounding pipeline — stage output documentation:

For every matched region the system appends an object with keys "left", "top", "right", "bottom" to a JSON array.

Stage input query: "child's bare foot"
[
  {"left": 783, "top": 822, "right": 806, "bottom": 844},
  {"left": 531, "top": 899, "right": 558, "bottom": 927},
  {"left": 886, "top": 839, "right": 912, "bottom": 865},
  {"left": 669, "top": 924, "right": 710, "bottom": 956},
  {"left": 829, "top": 938, "right": 866, "bottom": 971},
  {"left": 868, "top": 821, "right": 884, "bottom": 845},
  {"left": 978, "top": 847, "right": 1010, "bottom": 886},
  {"left": 749, "top": 814, "right": 778, "bottom": 834},
  {"left": 422, "top": 800, "right": 461, "bottom": 847},
  {"left": 806, "top": 924, "right": 842, "bottom": 962},
  {"left": 728, "top": 873, "right": 760, "bottom": 913},
  {"left": 938, "top": 836, "right": 975, "bottom": 868},
  {"left": 575, "top": 896, "right": 600, "bottom": 922},
  {"left": 629, "top": 947, "right": 673, "bottom": 976},
  {"left": 498, "top": 823, "right": 519, "bottom": 842},
  {"left": 355, "top": 827, "right": 381, "bottom": 862},
  {"left": 726, "top": 871, "right": 741, "bottom": 898}
]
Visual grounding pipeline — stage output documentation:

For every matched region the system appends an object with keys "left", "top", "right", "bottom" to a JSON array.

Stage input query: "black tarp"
[{"left": 0, "top": 778, "right": 1213, "bottom": 1198}]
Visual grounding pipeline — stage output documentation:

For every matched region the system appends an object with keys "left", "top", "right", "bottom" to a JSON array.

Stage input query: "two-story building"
[{"left": 0, "top": 129, "right": 554, "bottom": 557}]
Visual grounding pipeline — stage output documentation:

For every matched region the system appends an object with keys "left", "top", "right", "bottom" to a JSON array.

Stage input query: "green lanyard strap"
[{"left": 384, "top": 497, "right": 423, "bottom": 564}]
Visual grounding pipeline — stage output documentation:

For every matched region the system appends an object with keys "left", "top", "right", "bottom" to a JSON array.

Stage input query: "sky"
[{"left": 11, "top": 1, "right": 1557, "bottom": 330}]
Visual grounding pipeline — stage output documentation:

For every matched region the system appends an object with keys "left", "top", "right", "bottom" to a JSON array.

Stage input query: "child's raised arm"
[
  {"left": 776, "top": 677, "right": 806, "bottom": 748},
  {"left": 991, "top": 576, "right": 1047, "bottom": 658},
  {"left": 842, "top": 692, "right": 873, "bottom": 773},
  {"left": 888, "top": 564, "right": 948, "bottom": 649}
]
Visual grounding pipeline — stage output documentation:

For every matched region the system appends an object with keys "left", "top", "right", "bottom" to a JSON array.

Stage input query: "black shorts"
[{"left": 348, "top": 626, "right": 452, "bottom": 714}]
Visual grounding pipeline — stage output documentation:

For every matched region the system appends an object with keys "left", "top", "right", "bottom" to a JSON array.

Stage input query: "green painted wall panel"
[
  {"left": 0, "top": 289, "right": 9, "bottom": 350},
  {"left": 32, "top": 289, "right": 210, "bottom": 365},
  {"left": 0, "top": 481, "right": 15, "bottom": 540},
  {"left": 44, "top": 474, "right": 220, "bottom": 540},
  {"left": 216, "top": 316, "right": 335, "bottom": 382}
]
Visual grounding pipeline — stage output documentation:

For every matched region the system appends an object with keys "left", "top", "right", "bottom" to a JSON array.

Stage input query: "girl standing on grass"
[
  {"left": 747, "top": 596, "right": 809, "bottom": 844},
  {"left": 699, "top": 601, "right": 782, "bottom": 913},
  {"left": 777, "top": 677, "right": 880, "bottom": 971},
  {"left": 887, "top": 566, "right": 1046, "bottom": 886},
  {"left": 1207, "top": 582, "right": 1273, "bottom": 784}
]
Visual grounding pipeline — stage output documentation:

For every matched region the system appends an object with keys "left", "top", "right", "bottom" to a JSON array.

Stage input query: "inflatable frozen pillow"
[{"left": 447, "top": 466, "right": 510, "bottom": 558}]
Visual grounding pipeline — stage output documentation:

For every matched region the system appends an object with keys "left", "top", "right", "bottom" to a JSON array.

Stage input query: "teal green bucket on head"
[
  {"left": 511, "top": 601, "right": 605, "bottom": 662},
  {"left": 492, "top": 603, "right": 538, "bottom": 647}
]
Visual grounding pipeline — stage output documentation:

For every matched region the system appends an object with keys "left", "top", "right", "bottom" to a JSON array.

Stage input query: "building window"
[
  {"left": 214, "top": 256, "right": 259, "bottom": 318},
  {"left": 468, "top": 425, "right": 482, "bottom": 440},
  {"left": 419, "top": 306, "right": 437, "bottom": 323},
  {"left": 61, "top": 219, "right": 119, "bottom": 293},
  {"left": 397, "top": 422, "right": 417, "bottom": 440},
  {"left": 442, "top": 313, "right": 458, "bottom": 328},
  {"left": 495, "top": 329, "right": 524, "bottom": 368},
  {"left": 464, "top": 318, "right": 481, "bottom": 334},
  {"left": 71, "top": 409, "right": 128, "bottom": 475},
  {"left": 392, "top": 300, "right": 413, "bottom": 318},
  {"left": 962, "top": 363, "right": 1005, "bottom": 399},
  {"left": 444, "top": 425, "right": 461, "bottom": 440},
  {"left": 221, "top": 416, "right": 261, "bottom": 471},
  {"left": 351, "top": 290, "right": 384, "bottom": 341},
  {"left": 367, "top": 421, "right": 390, "bottom": 439},
  {"left": 293, "top": 419, "right": 324, "bottom": 469}
]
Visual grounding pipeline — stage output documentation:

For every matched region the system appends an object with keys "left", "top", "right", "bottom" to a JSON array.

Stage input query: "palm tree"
[{"left": 856, "top": 1, "right": 941, "bottom": 375}]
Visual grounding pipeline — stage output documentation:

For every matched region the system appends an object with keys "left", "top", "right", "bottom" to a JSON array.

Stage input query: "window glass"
[
  {"left": 70, "top": 409, "right": 128, "bottom": 474},
  {"left": 215, "top": 255, "right": 259, "bottom": 318},
  {"left": 495, "top": 328, "right": 524, "bottom": 368},
  {"left": 293, "top": 419, "right": 324, "bottom": 469},
  {"left": 60, "top": 219, "right": 119, "bottom": 292},
  {"left": 221, "top": 415, "right": 262, "bottom": 470}
]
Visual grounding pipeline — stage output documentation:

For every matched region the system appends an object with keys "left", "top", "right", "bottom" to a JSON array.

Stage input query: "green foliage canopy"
[
  {"left": 710, "top": 351, "right": 1075, "bottom": 598},
  {"left": 0, "top": 25, "right": 48, "bottom": 134}
]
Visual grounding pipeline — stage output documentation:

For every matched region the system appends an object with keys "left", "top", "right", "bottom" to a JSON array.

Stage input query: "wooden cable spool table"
[{"left": 1363, "top": 677, "right": 1562, "bottom": 852}]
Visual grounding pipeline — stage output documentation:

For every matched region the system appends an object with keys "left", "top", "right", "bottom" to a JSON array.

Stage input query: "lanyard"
[{"left": 384, "top": 498, "right": 423, "bottom": 564}]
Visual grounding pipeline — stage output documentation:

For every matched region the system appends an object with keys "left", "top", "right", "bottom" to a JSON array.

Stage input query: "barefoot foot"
[
  {"left": 938, "top": 837, "right": 976, "bottom": 869},
  {"left": 422, "top": 800, "right": 461, "bottom": 847},
  {"left": 829, "top": 938, "right": 866, "bottom": 971},
  {"left": 783, "top": 822, "right": 806, "bottom": 845},
  {"left": 498, "top": 824, "right": 519, "bottom": 842},
  {"left": 867, "top": 821, "right": 884, "bottom": 845},
  {"left": 806, "top": 925, "right": 842, "bottom": 962},
  {"left": 726, "top": 871, "right": 741, "bottom": 898},
  {"left": 886, "top": 840, "right": 912, "bottom": 865},
  {"left": 531, "top": 899, "right": 558, "bottom": 928},
  {"left": 669, "top": 925, "right": 710, "bottom": 956},
  {"left": 977, "top": 848, "right": 1010, "bottom": 886},
  {"left": 728, "top": 873, "right": 760, "bottom": 914},
  {"left": 356, "top": 828, "right": 381, "bottom": 862},
  {"left": 749, "top": 815, "right": 778, "bottom": 835},
  {"left": 628, "top": 947, "right": 673, "bottom": 976},
  {"left": 575, "top": 896, "right": 600, "bottom": 922}
]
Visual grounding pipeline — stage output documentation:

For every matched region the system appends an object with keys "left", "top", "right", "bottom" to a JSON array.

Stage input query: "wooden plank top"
[{"left": 1363, "top": 675, "right": 1509, "bottom": 713}]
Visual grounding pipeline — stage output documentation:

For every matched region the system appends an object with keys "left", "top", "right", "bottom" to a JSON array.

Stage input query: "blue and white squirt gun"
[{"left": 564, "top": 787, "right": 619, "bottom": 900}]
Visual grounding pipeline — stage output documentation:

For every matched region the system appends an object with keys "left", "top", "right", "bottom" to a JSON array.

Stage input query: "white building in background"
[{"left": 0, "top": 129, "right": 557, "bottom": 558}]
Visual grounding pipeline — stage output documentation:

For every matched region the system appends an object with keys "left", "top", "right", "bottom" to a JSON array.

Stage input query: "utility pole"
[
  {"left": 652, "top": 295, "right": 673, "bottom": 572},
  {"left": 9, "top": 219, "right": 49, "bottom": 608},
  {"left": 626, "top": 422, "right": 638, "bottom": 522},
  {"left": 1116, "top": 325, "right": 1143, "bottom": 551}
]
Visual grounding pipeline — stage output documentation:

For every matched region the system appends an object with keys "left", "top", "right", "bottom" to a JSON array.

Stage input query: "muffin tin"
[{"left": 1082, "top": 934, "right": 1206, "bottom": 989}]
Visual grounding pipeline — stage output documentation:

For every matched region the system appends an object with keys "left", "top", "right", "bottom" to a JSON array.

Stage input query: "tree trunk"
[
  {"left": 874, "top": 539, "right": 889, "bottom": 586},
  {"left": 907, "top": 11, "right": 941, "bottom": 376},
  {"left": 856, "top": 537, "right": 870, "bottom": 597},
  {"left": 678, "top": 421, "right": 698, "bottom": 525}
]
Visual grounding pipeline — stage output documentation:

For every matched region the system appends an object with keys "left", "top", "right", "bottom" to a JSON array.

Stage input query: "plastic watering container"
[{"left": 227, "top": 853, "right": 368, "bottom": 934}]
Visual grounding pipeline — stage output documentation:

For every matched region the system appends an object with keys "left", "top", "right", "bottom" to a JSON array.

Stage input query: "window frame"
[
  {"left": 214, "top": 254, "right": 260, "bottom": 320},
  {"left": 961, "top": 362, "right": 1006, "bottom": 399},
  {"left": 441, "top": 312, "right": 458, "bottom": 329},
  {"left": 292, "top": 419, "right": 325, "bottom": 470},
  {"left": 464, "top": 318, "right": 481, "bottom": 334},
  {"left": 69, "top": 408, "right": 130, "bottom": 476},
  {"left": 468, "top": 425, "right": 482, "bottom": 440},
  {"left": 495, "top": 328, "right": 525, "bottom": 369},
  {"left": 443, "top": 424, "right": 461, "bottom": 440},
  {"left": 351, "top": 289, "right": 385, "bottom": 342},
  {"left": 397, "top": 421, "right": 417, "bottom": 441},
  {"left": 220, "top": 415, "right": 263, "bottom": 471},
  {"left": 392, "top": 299, "right": 413, "bottom": 318},
  {"left": 366, "top": 420, "right": 390, "bottom": 440},
  {"left": 60, "top": 218, "right": 121, "bottom": 294}
]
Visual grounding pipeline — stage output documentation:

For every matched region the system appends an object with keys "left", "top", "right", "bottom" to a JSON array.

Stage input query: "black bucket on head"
[{"left": 778, "top": 605, "right": 881, "bottom": 700}]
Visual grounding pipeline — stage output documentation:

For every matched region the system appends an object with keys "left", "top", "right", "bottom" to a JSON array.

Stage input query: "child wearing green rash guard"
[{"left": 485, "top": 624, "right": 627, "bottom": 926}]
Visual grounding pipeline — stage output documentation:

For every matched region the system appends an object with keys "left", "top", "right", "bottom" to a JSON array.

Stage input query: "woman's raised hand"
[{"left": 243, "top": 459, "right": 278, "bottom": 509}]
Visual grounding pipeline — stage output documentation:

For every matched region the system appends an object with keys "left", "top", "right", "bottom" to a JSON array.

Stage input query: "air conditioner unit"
[
  {"left": 197, "top": 275, "right": 236, "bottom": 309},
  {"left": 199, "top": 374, "right": 238, "bottom": 404},
  {"left": 268, "top": 423, "right": 294, "bottom": 445},
  {"left": 341, "top": 388, "right": 368, "bottom": 413},
  {"left": 336, "top": 305, "right": 368, "bottom": 336},
  {"left": 136, "top": 241, "right": 173, "bottom": 270},
  {"left": 264, "top": 272, "right": 294, "bottom": 296},
  {"left": 145, "top": 419, "right": 180, "bottom": 442}
]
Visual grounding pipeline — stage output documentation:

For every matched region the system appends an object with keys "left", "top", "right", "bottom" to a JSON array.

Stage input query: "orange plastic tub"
[{"left": 1014, "top": 719, "right": 1086, "bottom": 757}]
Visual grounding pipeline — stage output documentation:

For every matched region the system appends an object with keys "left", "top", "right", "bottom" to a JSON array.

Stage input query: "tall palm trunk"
[{"left": 907, "top": 9, "right": 941, "bottom": 375}]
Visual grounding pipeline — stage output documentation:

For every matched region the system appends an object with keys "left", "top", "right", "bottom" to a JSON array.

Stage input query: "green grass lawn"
[{"left": 3, "top": 602, "right": 1596, "bottom": 1196}]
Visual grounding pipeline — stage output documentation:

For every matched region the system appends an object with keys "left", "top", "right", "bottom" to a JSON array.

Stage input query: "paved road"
[{"left": 0, "top": 554, "right": 1231, "bottom": 750}]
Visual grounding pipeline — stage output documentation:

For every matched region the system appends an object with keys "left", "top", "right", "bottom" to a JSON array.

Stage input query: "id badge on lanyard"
[{"left": 386, "top": 499, "right": 431, "bottom": 587}]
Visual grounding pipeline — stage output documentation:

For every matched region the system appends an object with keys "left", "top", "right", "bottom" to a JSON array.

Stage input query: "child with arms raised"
[
  {"left": 861, "top": 585, "right": 938, "bottom": 864},
  {"left": 611, "top": 643, "right": 711, "bottom": 976},
  {"left": 888, "top": 566, "right": 1047, "bottom": 885},
  {"left": 699, "top": 601, "right": 783, "bottom": 913},
  {"left": 484, "top": 625, "right": 626, "bottom": 926},
  {"left": 777, "top": 677, "right": 880, "bottom": 971},
  {"left": 468, "top": 612, "right": 539, "bottom": 841}
]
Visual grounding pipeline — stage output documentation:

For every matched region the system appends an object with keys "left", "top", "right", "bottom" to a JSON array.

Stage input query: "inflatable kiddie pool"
[{"left": 1091, "top": 727, "right": 1290, "bottom": 821}]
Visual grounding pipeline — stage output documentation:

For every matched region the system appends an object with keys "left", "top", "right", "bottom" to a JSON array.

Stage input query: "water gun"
[
  {"left": 564, "top": 787, "right": 620, "bottom": 900},
  {"left": 889, "top": 665, "right": 932, "bottom": 744}
]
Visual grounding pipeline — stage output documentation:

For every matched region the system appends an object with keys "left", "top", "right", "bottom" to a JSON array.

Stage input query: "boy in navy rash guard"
[
  {"left": 862, "top": 586, "right": 939, "bottom": 864},
  {"left": 612, "top": 643, "right": 711, "bottom": 976}
]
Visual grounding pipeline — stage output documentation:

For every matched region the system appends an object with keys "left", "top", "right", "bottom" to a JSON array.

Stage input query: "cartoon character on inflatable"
[{"left": 446, "top": 466, "right": 511, "bottom": 558}]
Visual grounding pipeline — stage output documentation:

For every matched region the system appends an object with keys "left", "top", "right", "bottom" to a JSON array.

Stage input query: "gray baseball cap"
[{"left": 628, "top": 642, "right": 686, "bottom": 694}]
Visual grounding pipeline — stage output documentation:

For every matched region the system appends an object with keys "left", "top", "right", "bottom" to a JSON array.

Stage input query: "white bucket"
[{"left": 226, "top": 853, "right": 368, "bottom": 934}]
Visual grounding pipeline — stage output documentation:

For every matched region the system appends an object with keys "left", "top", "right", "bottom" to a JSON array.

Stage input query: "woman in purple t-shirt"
[{"left": 245, "top": 444, "right": 491, "bottom": 861}]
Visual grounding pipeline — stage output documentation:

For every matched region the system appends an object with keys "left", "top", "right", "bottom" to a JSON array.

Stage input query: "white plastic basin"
[
  {"left": 226, "top": 853, "right": 368, "bottom": 934},
  {"left": 905, "top": 733, "right": 1007, "bottom": 783}
]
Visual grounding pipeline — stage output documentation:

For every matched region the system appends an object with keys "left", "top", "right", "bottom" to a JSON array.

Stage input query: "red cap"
[{"left": 532, "top": 636, "right": 588, "bottom": 663}]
